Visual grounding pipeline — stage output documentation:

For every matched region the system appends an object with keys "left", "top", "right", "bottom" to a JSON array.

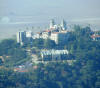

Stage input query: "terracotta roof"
[
  {"left": 15, "top": 68, "right": 21, "bottom": 70},
  {"left": 91, "top": 34, "right": 100, "bottom": 38},
  {"left": 51, "top": 32, "right": 59, "bottom": 34},
  {"left": 18, "top": 70, "right": 28, "bottom": 72},
  {"left": 37, "top": 32, "right": 40, "bottom": 34},
  {"left": 45, "top": 30, "right": 51, "bottom": 32},
  {"left": 50, "top": 28, "right": 56, "bottom": 30}
]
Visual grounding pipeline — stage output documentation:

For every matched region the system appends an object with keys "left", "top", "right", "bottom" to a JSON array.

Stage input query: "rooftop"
[{"left": 91, "top": 34, "right": 100, "bottom": 38}]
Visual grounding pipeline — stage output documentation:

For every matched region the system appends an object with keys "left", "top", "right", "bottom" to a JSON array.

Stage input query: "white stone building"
[
  {"left": 17, "top": 30, "right": 33, "bottom": 45},
  {"left": 91, "top": 34, "right": 100, "bottom": 41},
  {"left": 26, "top": 31, "right": 33, "bottom": 38},
  {"left": 33, "top": 33, "right": 41, "bottom": 39},
  {"left": 16, "top": 31, "right": 26, "bottom": 45},
  {"left": 50, "top": 31, "right": 70, "bottom": 44},
  {"left": 41, "top": 49, "right": 69, "bottom": 61},
  {"left": 41, "top": 30, "right": 51, "bottom": 39}
]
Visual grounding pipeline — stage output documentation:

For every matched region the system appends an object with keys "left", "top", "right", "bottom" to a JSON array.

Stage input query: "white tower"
[
  {"left": 50, "top": 19, "right": 55, "bottom": 29},
  {"left": 16, "top": 31, "right": 26, "bottom": 45},
  {"left": 61, "top": 19, "right": 67, "bottom": 30}
]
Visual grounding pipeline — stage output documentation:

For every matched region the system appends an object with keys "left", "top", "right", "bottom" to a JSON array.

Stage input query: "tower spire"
[
  {"left": 61, "top": 19, "right": 67, "bottom": 30},
  {"left": 50, "top": 19, "right": 55, "bottom": 29}
]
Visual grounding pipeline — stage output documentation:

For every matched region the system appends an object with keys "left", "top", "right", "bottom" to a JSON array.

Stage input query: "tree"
[
  {"left": 44, "top": 39, "right": 56, "bottom": 49},
  {"left": 32, "top": 38, "right": 44, "bottom": 49}
]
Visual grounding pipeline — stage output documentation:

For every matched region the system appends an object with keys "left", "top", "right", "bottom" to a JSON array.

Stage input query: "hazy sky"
[{"left": 0, "top": 0, "right": 100, "bottom": 18}]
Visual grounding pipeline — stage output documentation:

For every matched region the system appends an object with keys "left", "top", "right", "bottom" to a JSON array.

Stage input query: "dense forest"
[
  {"left": 0, "top": 39, "right": 29, "bottom": 66},
  {"left": 0, "top": 26, "right": 100, "bottom": 88}
]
